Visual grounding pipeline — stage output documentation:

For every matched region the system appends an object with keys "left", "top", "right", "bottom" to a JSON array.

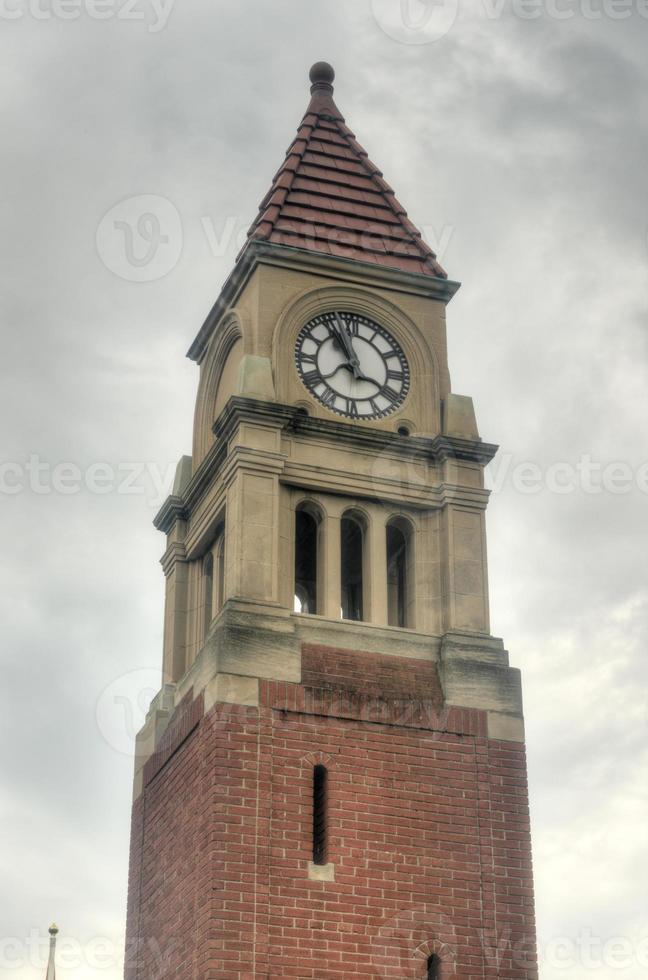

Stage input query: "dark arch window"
[
  {"left": 312, "top": 764, "right": 328, "bottom": 865},
  {"left": 427, "top": 954, "right": 442, "bottom": 979},
  {"left": 294, "top": 507, "right": 319, "bottom": 614},
  {"left": 387, "top": 519, "right": 412, "bottom": 628},
  {"left": 203, "top": 552, "right": 214, "bottom": 638},
  {"left": 215, "top": 531, "right": 225, "bottom": 614},
  {"left": 341, "top": 514, "right": 364, "bottom": 622},
  {"left": 203, "top": 525, "right": 225, "bottom": 641}
]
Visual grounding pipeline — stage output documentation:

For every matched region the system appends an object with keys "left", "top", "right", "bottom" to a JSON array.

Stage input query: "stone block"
[{"left": 443, "top": 393, "right": 479, "bottom": 439}]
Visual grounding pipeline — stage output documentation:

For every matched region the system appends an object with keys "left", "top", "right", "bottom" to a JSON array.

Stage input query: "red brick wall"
[
  {"left": 301, "top": 644, "right": 444, "bottom": 704},
  {"left": 125, "top": 648, "right": 537, "bottom": 979}
]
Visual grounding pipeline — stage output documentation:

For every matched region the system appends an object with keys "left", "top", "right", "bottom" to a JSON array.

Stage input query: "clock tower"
[{"left": 124, "top": 63, "right": 538, "bottom": 979}]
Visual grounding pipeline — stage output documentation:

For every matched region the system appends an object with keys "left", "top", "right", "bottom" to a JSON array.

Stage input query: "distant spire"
[{"left": 45, "top": 924, "right": 58, "bottom": 980}]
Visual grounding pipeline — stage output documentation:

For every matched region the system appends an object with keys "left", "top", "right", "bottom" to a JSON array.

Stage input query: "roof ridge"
[
  {"left": 335, "top": 118, "right": 444, "bottom": 268},
  {"left": 328, "top": 115, "right": 446, "bottom": 275}
]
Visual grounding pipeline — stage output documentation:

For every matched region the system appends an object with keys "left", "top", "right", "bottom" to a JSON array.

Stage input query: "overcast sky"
[{"left": 1, "top": 1, "right": 647, "bottom": 977}]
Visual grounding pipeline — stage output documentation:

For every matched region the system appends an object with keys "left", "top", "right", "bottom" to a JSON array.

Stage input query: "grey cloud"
[{"left": 1, "top": 3, "right": 646, "bottom": 977}]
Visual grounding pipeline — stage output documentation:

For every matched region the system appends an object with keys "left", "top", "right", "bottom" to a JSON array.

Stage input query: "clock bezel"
[{"left": 295, "top": 310, "right": 411, "bottom": 421}]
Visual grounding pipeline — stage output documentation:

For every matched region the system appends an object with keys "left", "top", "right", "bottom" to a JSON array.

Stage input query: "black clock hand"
[
  {"left": 353, "top": 370, "right": 379, "bottom": 386},
  {"left": 320, "top": 365, "right": 379, "bottom": 387},
  {"left": 320, "top": 363, "right": 348, "bottom": 380},
  {"left": 332, "top": 313, "right": 356, "bottom": 362},
  {"left": 319, "top": 327, "right": 356, "bottom": 380},
  {"left": 332, "top": 313, "right": 377, "bottom": 383}
]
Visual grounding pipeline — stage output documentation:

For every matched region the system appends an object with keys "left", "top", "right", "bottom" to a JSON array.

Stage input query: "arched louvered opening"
[
  {"left": 386, "top": 518, "right": 413, "bottom": 628},
  {"left": 312, "top": 764, "right": 328, "bottom": 866},
  {"left": 203, "top": 523, "right": 225, "bottom": 641},
  {"left": 203, "top": 552, "right": 214, "bottom": 639},
  {"left": 215, "top": 530, "right": 225, "bottom": 615},
  {"left": 427, "top": 954, "right": 442, "bottom": 980},
  {"left": 294, "top": 505, "right": 321, "bottom": 614},
  {"left": 340, "top": 513, "right": 365, "bottom": 622}
]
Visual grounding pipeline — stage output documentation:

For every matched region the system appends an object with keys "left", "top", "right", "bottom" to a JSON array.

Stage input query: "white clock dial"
[{"left": 295, "top": 311, "right": 410, "bottom": 419}]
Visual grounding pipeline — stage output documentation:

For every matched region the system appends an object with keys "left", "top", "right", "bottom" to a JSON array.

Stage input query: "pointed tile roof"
[{"left": 242, "top": 62, "right": 447, "bottom": 279}]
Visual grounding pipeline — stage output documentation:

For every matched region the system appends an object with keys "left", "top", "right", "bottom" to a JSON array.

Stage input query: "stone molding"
[
  {"left": 187, "top": 240, "right": 461, "bottom": 363},
  {"left": 154, "top": 397, "right": 497, "bottom": 534}
]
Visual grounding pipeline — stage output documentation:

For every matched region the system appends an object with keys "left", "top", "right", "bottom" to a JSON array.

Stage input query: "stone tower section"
[{"left": 124, "top": 63, "right": 538, "bottom": 979}]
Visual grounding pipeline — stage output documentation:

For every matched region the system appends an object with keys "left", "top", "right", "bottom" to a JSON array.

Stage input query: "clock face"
[{"left": 295, "top": 311, "right": 410, "bottom": 419}]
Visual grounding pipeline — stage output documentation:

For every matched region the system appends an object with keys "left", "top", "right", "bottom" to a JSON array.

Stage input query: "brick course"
[{"left": 125, "top": 647, "right": 537, "bottom": 979}]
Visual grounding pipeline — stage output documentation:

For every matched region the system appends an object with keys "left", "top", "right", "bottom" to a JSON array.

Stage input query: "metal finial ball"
[
  {"left": 309, "top": 62, "right": 335, "bottom": 87},
  {"left": 49, "top": 923, "right": 59, "bottom": 936}
]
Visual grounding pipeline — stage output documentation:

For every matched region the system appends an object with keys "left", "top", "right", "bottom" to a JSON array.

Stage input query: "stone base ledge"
[
  {"left": 132, "top": 612, "right": 528, "bottom": 799},
  {"left": 440, "top": 630, "right": 510, "bottom": 666},
  {"left": 441, "top": 657, "right": 523, "bottom": 717},
  {"left": 204, "top": 673, "right": 260, "bottom": 713},
  {"left": 487, "top": 711, "right": 526, "bottom": 743},
  {"left": 132, "top": 684, "right": 175, "bottom": 802},
  {"left": 294, "top": 613, "right": 441, "bottom": 662}
]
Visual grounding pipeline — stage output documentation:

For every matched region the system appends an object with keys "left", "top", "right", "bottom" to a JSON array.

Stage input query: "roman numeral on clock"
[
  {"left": 346, "top": 400, "right": 359, "bottom": 418},
  {"left": 387, "top": 369, "right": 403, "bottom": 382},
  {"left": 381, "top": 387, "right": 400, "bottom": 405},
  {"left": 302, "top": 370, "right": 320, "bottom": 387}
]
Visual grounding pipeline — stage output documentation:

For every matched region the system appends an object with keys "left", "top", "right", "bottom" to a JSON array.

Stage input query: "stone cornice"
[
  {"left": 154, "top": 494, "right": 187, "bottom": 534},
  {"left": 437, "top": 484, "right": 492, "bottom": 509},
  {"left": 154, "top": 439, "right": 228, "bottom": 534},
  {"left": 153, "top": 396, "right": 497, "bottom": 535},
  {"left": 183, "top": 439, "right": 228, "bottom": 515},
  {"left": 219, "top": 444, "right": 287, "bottom": 493},
  {"left": 160, "top": 540, "right": 188, "bottom": 576},
  {"left": 187, "top": 241, "right": 461, "bottom": 363},
  {"left": 282, "top": 463, "right": 491, "bottom": 511},
  {"left": 154, "top": 398, "right": 292, "bottom": 535},
  {"left": 429, "top": 435, "right": 498, "bottom": 466},
  {"left": 212, "top": 396, "right": 296, "bottom": 441}
]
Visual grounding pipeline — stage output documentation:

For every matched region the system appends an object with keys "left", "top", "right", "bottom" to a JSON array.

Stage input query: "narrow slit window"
[
  {"left": 427, "top": 954, "right": 441, "bottom": 980},
  {"left": 312, "top": 764, "right": 328, "bottom": 866},
  {"left": 387, "top": 522, "right": 408, "bottom": 628},
  {"left": 215, "top": 533, "right": 225, "bottom": 614},
  {"left": 341, "top": 516, "right": 364, "bottom": 621},
  {"left": 294, "top": 508, "right": 318, "bottom": 614},
  {"left": 203, "top": 553, "right": 214, "bottom": 638}
]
